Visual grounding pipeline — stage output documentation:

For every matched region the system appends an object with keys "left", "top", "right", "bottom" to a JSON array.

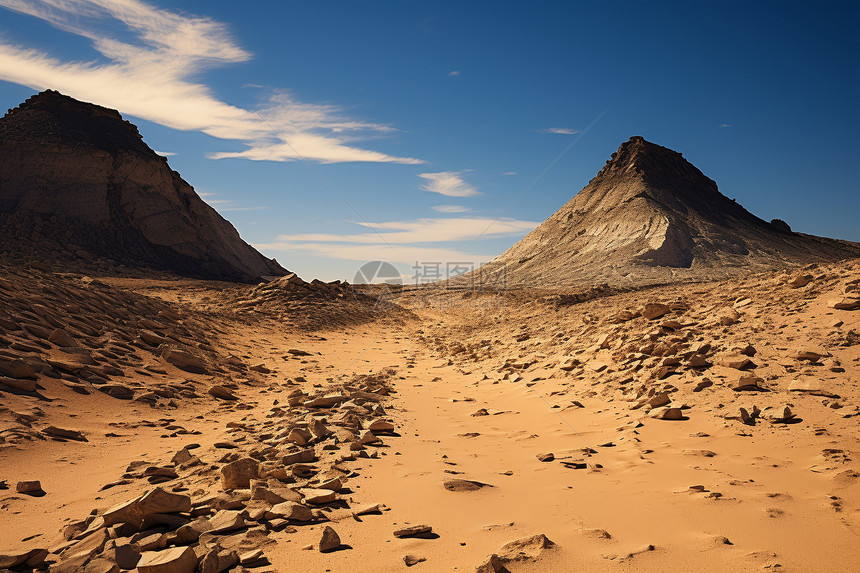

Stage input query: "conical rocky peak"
[
  {"left": 0, "top": 90, "right": 151, "bottom": 155},
  {"left": 574, "top": 136, "right": 760, "bottom": 227},
  {"left": 461, "top": 137, "right": 860, "bottom": 289},
  {"left": 0, "top": 91, "right": 288, "bottom": 282}
]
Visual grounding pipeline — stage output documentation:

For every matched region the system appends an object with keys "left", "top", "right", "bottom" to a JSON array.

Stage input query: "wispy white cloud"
[
  {"left": 418, "top": 171, "right": 479, "bottom": 197},
  {"left": 537, "top": 127, "right": 580, "bottom": 135},
  {"left": 720, "top": 123, "right": 732, "bottom": 128},
  {"left": 502, "top": 171, "right": 517, "bottom": 176},
  {"left": 200, "top": 192, "right": 265, "bottom": 213},
  {"left": 448, "top": 70, "right": 460, "bottom": 77},
  {"left": 258, "top": 216, "right": 538, "bottom": 266},
  {"left": 255, "top": 241, "right": 493, "bottom": 265},
  {"left": 219, "top": 206, "right": 268, "bottom": 212},
  {"left": 274, "top": 217, "right": 537, "bottom": 244},
  {"left": 153, "top": 150, "right": 176, "bottom": 157},
  {"left": 432, "top": 204, "right": 470, "bottom": 213},
  {"left": 0, "top": 0, "right": 421, "bottom": 164}
]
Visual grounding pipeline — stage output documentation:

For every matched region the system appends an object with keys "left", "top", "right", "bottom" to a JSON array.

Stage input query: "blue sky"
[{"left": 1, "top": 0, "right": 858, "bottom": 281}]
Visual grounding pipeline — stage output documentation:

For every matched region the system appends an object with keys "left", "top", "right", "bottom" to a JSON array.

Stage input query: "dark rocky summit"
[
  {"left": 464, "top": 136, "right": 860, "bottom": 288},
  {"left": 0, "top": 90, "right": 287, "bottom": 282}
]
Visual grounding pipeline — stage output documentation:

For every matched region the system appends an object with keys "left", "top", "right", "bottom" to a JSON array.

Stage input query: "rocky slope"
[
  {"left": 0, "top": 90, "right": 287, "bottom": 282},
  {"left": 466, "top": 136, "right": 860, "bottom": 289}
]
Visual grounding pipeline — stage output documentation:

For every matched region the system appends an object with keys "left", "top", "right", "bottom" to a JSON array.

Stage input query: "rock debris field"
[{"left": 0, "top": 259, "right": 859, "bottom": 572}]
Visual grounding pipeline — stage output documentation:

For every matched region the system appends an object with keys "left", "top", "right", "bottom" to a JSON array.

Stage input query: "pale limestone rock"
[{"left": 136, "top": 546, "right": 198, "bottom": 573}]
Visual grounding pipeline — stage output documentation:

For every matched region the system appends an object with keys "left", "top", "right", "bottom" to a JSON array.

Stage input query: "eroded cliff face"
[
  {"left": 0, "top": 90, "right": 287, "bottom": 282},
  {"left": 462, "top": 136, "right": 860, "bottom": 289}
]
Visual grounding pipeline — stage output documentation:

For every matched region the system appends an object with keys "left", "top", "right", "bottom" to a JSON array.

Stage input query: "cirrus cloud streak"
[
  {"left": 0, "top": 0, "right": 421, "bottom": 164},
  {"left": 257, "top": 216, "right": 538, "bottom": 265},
  {"left": 276, "top": 217, "right": 537, "bottom": 245},
  {"left": 418, "top": 171, "right": 479, "bottom": 197}
]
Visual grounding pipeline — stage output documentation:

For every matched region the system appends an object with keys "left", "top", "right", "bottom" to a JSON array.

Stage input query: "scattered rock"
[
  {"left": 693, "top": 379, "right": 713, "bottom": 392},
  {"left": 1, "top": 377, "right": 37, "bottom": 392},
  {"left": 198, "top": 548, "right": 238, "bottom": 573},
  {"left": 787, "top": 274, "right": 813, "bottom": 288},
  {"left": 650, "top": 406, "right": 685, "bottom": 420},
  {"left": 498, "top": 534, "right": 555, "bottom": 562},
  {"left": 771, "top": 406, "right": 798, "bottom": 424},
  {"left": 16, "top": 480, "right": 44, "bottom": 495},
  {"left": 365, "top": 418, "right": 396, "bottom": 433},
  {"left": 739, "top": 407, "right": 757, "bottom": 426},
  {"left": 795, "top": 349, "right": 828, "bottom": 362},
  {"left": 208, "top": 385, "right": 237, "bottom": 400},
  {"left": 221, "top": 458, "right": 259, "bottom": 490},
  {"left": 739, "top": 343, "right": 757, "bottom": 357},
  {"left": 404, "top": 554, "right": 426, "bottom": 566},
  {"left": 720, "top": 356, "right": 755, "bottom": 370},
  {"left": 444, "top": 479, "right": 493, "bottom": 492},
  {"left": 788, "top": 379, "right": 839, "bottom": 398},
  {"left": 475, "top": 554, "right": 506, "bottom": 573},
  {"left": 828, "top": 297, "right": 860, "bottom": 310},
  {"left": 207, "top": 509, "right": 246, "bottom": 533},
  {"left": 299, "top": 488, "right": 337, "bottom": 504},
  {"left": 267, "top": 502, "right": 313, "bottom": 522},
  {"left": 642, "top": 303, "right": 671, "bottom": 320},
  {"left": 0, "top": 358, "right": 37, "bottom": 379},
  {"left": 0, "top": 548, "right": 49, "bottom": 569},
  {"left": 319, "top": 526, "right": 341, "bottom": 552},
  {"left": 162, "top": 348, "right": 207, "bottom": 374},
  {"left": 719, "top": 309, "right": 741, "bottom": 325},
  {"left": 394, "top": 525, "right": 434, "bottom": 539},
  {"left": 239, "top": 549, "right": 267, "bottom": 567},
  {"left": 579, "top": 528, "right": 612, "bottom": 539},
  {"left": 103, "top": 487, "right": 191, "bottom": 527},
  {"left": 42, "top": 425, "right": 88, "bottom": 441},
  {"left": 733, "top": 375, "right": 766, "bottom": 392},
  {"left": 353, "top": 503, "right": 386, "bottom": 516}
]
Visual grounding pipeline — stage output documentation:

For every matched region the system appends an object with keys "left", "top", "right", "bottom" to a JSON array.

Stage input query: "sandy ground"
[{"left": 1, "top": 261, "right": 859, "bottom": 572}]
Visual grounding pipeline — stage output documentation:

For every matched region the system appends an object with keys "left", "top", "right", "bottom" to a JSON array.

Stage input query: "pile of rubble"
[{"left": 1, "top": 370, "right": 400, "bottom": 572}]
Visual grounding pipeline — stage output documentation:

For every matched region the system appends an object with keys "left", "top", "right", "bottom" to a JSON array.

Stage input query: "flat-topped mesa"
[
  {"left": 459, "top": 136, "right": 860, "bottom": 289},
  {"left": 0, "top": 90, "right": 288, "bottom": 282}
]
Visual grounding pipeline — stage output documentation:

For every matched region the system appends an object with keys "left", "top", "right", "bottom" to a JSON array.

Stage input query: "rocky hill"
[
  {"left": 0, "top": 90, "right": 287, "bottom": 282},
  {"left": 466, "top": 136, "right": 860, "bottom": 289}
]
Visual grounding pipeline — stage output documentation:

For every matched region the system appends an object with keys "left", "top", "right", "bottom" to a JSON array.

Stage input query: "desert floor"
[{"left": 1, "top": 261, "right": 859, "bottom": 572}]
